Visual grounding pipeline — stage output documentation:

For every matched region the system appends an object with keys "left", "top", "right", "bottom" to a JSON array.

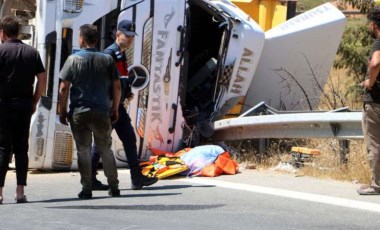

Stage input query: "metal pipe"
[{"left": 100, "top": 16, "right": 106, "bottom": 50}]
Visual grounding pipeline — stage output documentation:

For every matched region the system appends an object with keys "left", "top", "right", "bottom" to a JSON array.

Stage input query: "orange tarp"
[{"left": 201, "top": 152, "right": 239, "bottom": 177}]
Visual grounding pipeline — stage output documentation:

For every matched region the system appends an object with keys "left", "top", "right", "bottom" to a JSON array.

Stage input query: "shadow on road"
[
  {"left": 126, "top": 184, "right": 215, "bottom": 191},
  {"left": 47, "top": 204, "right": 225, "bottom": 210},
  {"left": 34, "top": 192, "right": 182, "bottom": 203}
]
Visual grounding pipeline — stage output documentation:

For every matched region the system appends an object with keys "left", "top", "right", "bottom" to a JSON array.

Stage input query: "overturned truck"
[{"left": 13, "top": 0, "right": 344, "bottom": 170}]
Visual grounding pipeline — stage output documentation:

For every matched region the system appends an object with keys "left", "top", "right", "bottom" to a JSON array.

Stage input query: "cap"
[{"left": 117, "top": 20, "right": 138, "bottom": 36}]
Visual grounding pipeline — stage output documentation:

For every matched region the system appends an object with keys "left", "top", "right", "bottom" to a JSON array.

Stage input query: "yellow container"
[
  {"left": 232, "top": 0, "right": 260, "bottom": 23},
  {"left": 231, "top": 0, "right": 288, "bottom": 31},
  {"left": 259, "top": 0, "right": 275, "bottom": 31},
  {"left": 271, "top": 1, "right": 288, "bottom": 29}
]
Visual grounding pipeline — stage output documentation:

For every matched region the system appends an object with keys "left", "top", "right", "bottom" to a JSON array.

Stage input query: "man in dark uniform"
[
  {"left": 91, "top": 20, "right": 158, "bottom": 190},
  {"left": 0, "top": 16, "right": 46, "bottom": 203},
  {"left": 357, "top": 7, "right": 380, "bottom": 195}
]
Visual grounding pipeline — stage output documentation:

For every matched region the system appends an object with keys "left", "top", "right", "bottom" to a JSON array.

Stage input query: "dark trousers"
[
  {"left": 91, "top": 104, "right": 138, "bottom": 175},
  {"left": 0, "top": 99, "right": 33, "bottom": 187}
]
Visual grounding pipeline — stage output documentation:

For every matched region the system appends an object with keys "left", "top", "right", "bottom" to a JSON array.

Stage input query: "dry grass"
[
  {"left": 318, "top": 67, "right": 363, "bottom": 110},
  {"left": 231, "top": 139, "right": 371, "bottom": 184},
  {"left": 298, "top": 139, "right": 371, "bottom": 184},
  {"left": 301, "top": 65, "right": 370, "bottom": 184}
]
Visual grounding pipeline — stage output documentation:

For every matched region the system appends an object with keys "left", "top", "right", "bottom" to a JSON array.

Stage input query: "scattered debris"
[
  {"left": 272, "top": 162, "right": 298, "bottom": 173},
  {"left": 289, "top": 147, "right": 320, "bottom": 168},
  {"left": 239, "top": 162, "right": 257, "bottom": 170}
]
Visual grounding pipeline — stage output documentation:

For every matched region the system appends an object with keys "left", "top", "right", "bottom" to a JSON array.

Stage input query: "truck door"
[{"left": 119, "top": 0, "right": 186, "bottom": 159}]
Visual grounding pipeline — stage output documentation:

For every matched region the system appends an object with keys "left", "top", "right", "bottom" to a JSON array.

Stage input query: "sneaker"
[
  {"left": 131, "top": 176, "right": 158, "bottom": 190},
  {"left": 108, "top": 188, "right": 121, "bottom": 197},
  {"left": 78, "top": 191, "right": 92, "bottom": 199},
  {"left": 92, "top": 179, "right": 109, "bottom": 191},
  {"left": 15, "top": 195, "right": 28, "bottom": 204},
  {"left": 357, "top": 184, "right": 380, "bottom": 195}
]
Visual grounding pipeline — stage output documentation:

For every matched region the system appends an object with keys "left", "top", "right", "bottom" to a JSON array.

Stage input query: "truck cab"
[{"left": 118, "top": 0, "right": 264, "bottom": 159}]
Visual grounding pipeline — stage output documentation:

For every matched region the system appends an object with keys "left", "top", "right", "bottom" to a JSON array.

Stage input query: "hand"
[
  {"left": 59, "top": 112, "right": 69, "bottom": 125},
  {"left": 123, "top": 98, "right": 130, "bottom": 108},
  {"left": 111, "top": 108, "right": 119, "bottom": 124},
  {"left": 31, "top": 103, "right": 37, "bottom": 115},
  {"left": 361, "top": 79, "right": 373, "bottom": 90},
  {"left": 127, "top": 93, "right": 134, "bottom": 102}
]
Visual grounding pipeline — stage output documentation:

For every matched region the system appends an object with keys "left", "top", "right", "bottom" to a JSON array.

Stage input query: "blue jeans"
[
  {"left": 92, "top": 104, "right": 138, "bottom": 175},
  {"left": 0, "top": 98, "right": 33, "bottom": 187},
  {"left": 70, "top": 110, "right": 119, "bottom": 192}
]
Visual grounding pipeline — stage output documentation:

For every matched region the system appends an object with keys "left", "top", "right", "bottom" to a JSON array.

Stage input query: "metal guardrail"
[{"left": 212, "top": 102, "right": 363, "bottom": 141}]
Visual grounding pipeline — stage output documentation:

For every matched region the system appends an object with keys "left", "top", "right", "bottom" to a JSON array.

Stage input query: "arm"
[
  {"left": 59, "top": 80, "right": 71, "bottom": 125},
  {"left": 32, "top": 71, "right": 47, "bottom": 114},
  {"left": 365, "top": 50, "right": 380, "bottom": 90},
  {"left": 111, "top": 79, "right": 121, "bottom": 123}
]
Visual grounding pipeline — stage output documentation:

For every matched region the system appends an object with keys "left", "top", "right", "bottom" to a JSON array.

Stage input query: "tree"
[
  {"left": 296, "top": 0, "right": 331, "bottom": 11},
  {"left": 342, "top": 0, "right": 375, "bottom": 13},
  {"left": 331, "top": 1, "right": 377, "bottom": 105},
  {"left": 334, "top": 21, "right": 372, "bottom": 83}
]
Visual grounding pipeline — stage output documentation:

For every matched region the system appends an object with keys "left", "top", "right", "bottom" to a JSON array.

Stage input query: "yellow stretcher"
[{"left": 141, "top": 156, "right": 189, "bottom": 179}]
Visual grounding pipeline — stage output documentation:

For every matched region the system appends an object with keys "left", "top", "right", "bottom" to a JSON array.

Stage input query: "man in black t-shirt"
[
  {"left": 357, "top": 8, "right": 380, "bottom": 195},
  {"left": 0, "top": 16, "right": 46, "bottom": 203}
]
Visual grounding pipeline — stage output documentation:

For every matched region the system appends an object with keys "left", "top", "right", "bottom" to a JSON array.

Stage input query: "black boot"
[
  {"left": 130, "top": 165, "right": 158, "bottom": 190},
  {"left": 92, "top": 176, "right": 109, "bottom": 191}
]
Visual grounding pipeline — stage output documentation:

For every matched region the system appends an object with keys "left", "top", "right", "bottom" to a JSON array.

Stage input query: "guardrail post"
[
  {"left": 257, "top": 138, "right": 268, "bottom": 163},
  {"left": 339, "top": 140, "right": 349, "bottom": 164}
]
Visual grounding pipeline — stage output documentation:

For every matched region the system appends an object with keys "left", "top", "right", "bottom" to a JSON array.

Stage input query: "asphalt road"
[{"left": 1, "top": 168, "right": 379, "bottom": 230}]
